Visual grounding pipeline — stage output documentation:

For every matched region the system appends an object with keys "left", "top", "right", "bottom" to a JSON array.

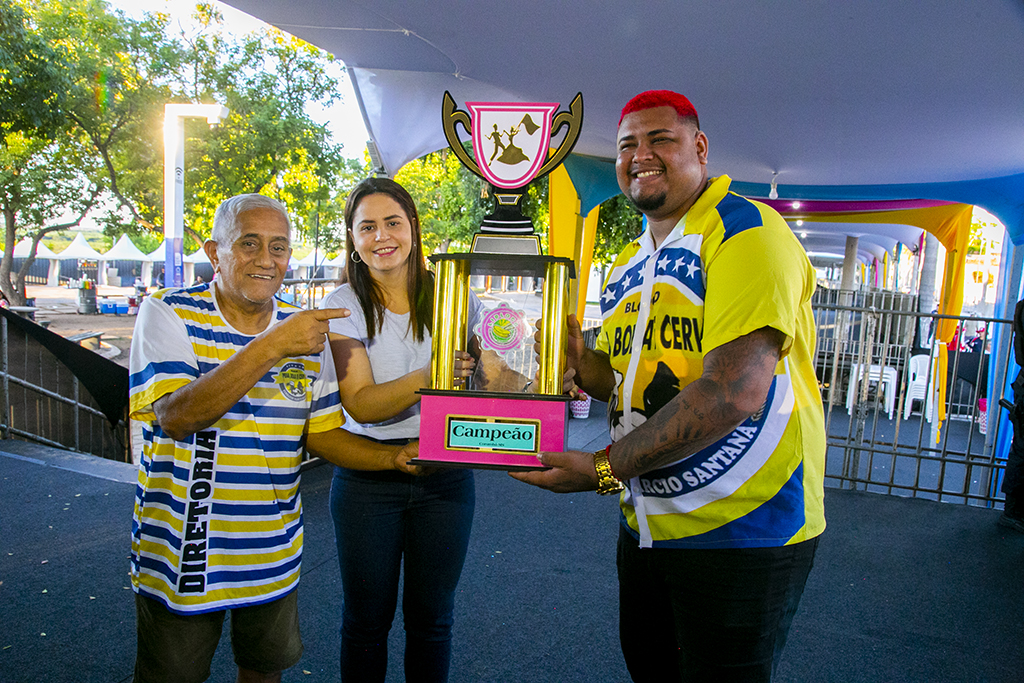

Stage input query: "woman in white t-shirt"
[{"left": 319, "top": 177, "right": 477, "bottom": 683}]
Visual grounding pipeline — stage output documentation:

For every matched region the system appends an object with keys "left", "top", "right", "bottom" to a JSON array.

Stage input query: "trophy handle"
[
  {"left": 442, "top": 91, "right": 482, "bottom": 177},
  {"left": 536, "top": 92, "right": 584, "bottom": 178}
]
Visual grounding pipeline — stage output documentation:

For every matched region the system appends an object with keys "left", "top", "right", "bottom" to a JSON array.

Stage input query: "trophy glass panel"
[{"left": 467, "top": 274, "right": 541, "bottom": 394}]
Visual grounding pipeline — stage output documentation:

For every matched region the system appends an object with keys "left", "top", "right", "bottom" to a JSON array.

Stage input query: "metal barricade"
[
  {"left": 813, "top": 299, "right": 1011, "bottom": 507},
  {"left": 578, "top": 288, "right": 1012, "bottom": 509},
  {"left": 0, "top": 315, "right": 128, "bottom": 462}
]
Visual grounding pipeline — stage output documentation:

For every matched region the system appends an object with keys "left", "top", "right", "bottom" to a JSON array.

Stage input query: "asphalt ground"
[{"left": 2, "top": 403, "right": 1023, "bottom": 683}]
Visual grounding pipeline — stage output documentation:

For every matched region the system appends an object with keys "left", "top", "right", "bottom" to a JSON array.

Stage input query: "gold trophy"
[{"left": 411, "top": 92, "right": 584, "bottom": 470}]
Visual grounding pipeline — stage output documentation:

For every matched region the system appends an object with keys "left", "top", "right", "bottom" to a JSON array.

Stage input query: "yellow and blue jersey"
[
  {"left": 596, "top": 175, "right": 826, "bottom": 549},
  {"left": 129, "top": 283, "right": 343, "bottom": 614}
]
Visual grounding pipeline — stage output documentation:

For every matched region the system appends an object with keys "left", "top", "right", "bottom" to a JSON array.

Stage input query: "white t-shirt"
[{"left": 321, "top": 284, "right": 482, "bottom": 440}]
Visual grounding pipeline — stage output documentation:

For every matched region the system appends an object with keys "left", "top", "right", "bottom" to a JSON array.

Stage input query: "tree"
[
  {"left": 302, "top": 156, "right": 370, "bottom": 256},
  {"left": 968, "top": 212, "right": 1000, "bottom": 255},
  {"left": 0, "top": 2, "right": 70, "bottom": 139},
  {"left": 41, "top": 1, "right": 349, "bottom": 246},
  {"left": 393, "top": 146, "right": 558, "bottom": 256},
  {"left": 0, "top": 129, "right": 104, "bottom": 302},
  {"left": 396, "top": 150, "right": 489, "bottom": 253},
  {"left": 174, "top": 15, "right": 350, "bottom": 249},
  {"left": 593, "top": 194, "right": 642, "bottom": 266},
  {"left": 1, "top": 0, "right": 356, "bottom": 303},
  {"left": 0, "top": 1, "right": 84, "bottom": 303},
  {"left": 0, "top": 0, "right": 177, "bottom": 302}
]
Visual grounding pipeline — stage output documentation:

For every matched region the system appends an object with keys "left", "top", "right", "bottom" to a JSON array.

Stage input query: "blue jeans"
[
  {"left": 330, "top": 465, "right": 475, "bottom": 683},
  {"left": 617, "top": 526, "right": 819, "bottom": 682}
]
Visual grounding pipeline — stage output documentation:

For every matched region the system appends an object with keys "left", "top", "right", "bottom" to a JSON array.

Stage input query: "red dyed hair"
[{"left": 619, "top": 90, "right": 699, "bottom": 128}]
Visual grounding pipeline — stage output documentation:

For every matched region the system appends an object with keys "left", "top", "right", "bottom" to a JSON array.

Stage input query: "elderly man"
[
  {"left": 129, "top": 194, "right": 417, "bottom": 683},
  {"left": 513, "top": 91, "right": 826, "bottom": 682}
]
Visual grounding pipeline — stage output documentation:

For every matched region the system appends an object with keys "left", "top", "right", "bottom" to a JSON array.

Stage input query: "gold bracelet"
[{"left": 594, "top": 445, "right": 625, "bottom": 495}]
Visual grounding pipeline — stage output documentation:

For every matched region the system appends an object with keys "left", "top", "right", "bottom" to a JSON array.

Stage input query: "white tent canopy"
[
  {"left": 296, "top": 249, "right": 329, "bottom": 267},
  {"left": 102, "top": 234, "right": 152, "bottom": 261},
  {"left": 56, "top": 233, "right": 103, "bottom": 260},
  {"left": 223, "top": 0, "right": 1024, "bottom": 243},
  {"left": 140, "top": 241, "right": 165, "bottom": 286},
  {"left": 787, "top": 222, "right": 925, "bottom": 267},
  {"left": 13, "top": 239, "right": 58, "bottom": 259},
  {"left": 183, "top": 249, "right": 210, "bottom": 264},
  {"left": 10, "top": 239, "right": 60, "bottom": 286}
]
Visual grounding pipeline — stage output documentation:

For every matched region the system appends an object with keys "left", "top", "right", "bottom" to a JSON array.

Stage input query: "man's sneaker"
[{"left": 997, "top": 514, "right": 1024, "bottom": 533}]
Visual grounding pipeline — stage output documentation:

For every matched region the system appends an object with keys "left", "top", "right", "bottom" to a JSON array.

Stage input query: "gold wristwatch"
[{"left": 594, "top": 446, "right": 625, "bottom": 495}]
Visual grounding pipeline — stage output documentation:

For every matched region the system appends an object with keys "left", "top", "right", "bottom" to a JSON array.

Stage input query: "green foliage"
[
  {"left": 0, "top": 0, "right": 178, "bottom": 301},
  {"left": 393, "top": 149, "right": 554, "bottom": 255},
  {"left": 0, "top": 126, "right": 103, "bottom": 301},
  {"left": 38, "top": 0, "right": 177, "bottom": 233},
  {"left": 395, "top": 150, "right": 489, "bottom": 253},
  {"left": 0, "top": 2, "right": 70, "bottom": 139},
  {"left": 593, "top": 194, "right": 642, "bottom": 265},
  {"left": 0, "top": 0, "right": 355, "bottom": 301},
  {"left": 300, "top": 156, "right": 369, "bottom": 256},
  {"left": 128, "top": 230, "right": 164, "bottom": 255},
  {"left": 184, "top": 28, "right": 347, "bottom": 247},
  {"left": 968, "top": 214, "right": 999, "bottom": 255},
  {"left": 521, "top": 176, "right": 549, "bottom": 246}
]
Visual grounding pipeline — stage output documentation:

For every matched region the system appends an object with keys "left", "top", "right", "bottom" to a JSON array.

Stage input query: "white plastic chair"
[
  {"left": 847, "top": 363, "right": 898, "bottom": 419},
  {"left": 902, "top": 354, "right": 933, "bottom": 422}
]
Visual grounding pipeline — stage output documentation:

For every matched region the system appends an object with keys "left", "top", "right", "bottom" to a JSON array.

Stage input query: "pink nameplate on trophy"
[{"left": 417, "top": 391, "right": 569, "bottom": 470}]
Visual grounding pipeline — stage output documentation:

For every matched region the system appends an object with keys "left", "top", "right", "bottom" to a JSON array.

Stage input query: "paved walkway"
[{"left": 2, "top": 402, "right": 1023, "bottom": 682}]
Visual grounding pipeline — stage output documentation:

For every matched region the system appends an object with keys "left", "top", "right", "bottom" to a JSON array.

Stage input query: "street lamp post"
[{"left": 163, "top": 103, "right": 230, "bottom": 288}]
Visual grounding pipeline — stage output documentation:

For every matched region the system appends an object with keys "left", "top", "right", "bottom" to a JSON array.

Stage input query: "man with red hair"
[{"left": 514, "top": 90, "right": 825, "bottom": 681}]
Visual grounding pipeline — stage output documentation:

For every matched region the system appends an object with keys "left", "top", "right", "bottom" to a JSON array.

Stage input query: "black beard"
[{"left": 630, "top": 190, "right": 667, "bottom": 213}]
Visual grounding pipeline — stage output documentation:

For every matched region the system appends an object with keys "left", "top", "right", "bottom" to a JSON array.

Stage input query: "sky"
[{"left": 107, "top": 0, "right": 371, "bottom": 160}]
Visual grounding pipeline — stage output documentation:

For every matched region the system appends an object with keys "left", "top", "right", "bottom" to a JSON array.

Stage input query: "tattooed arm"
[
  {"left": 608, "top": 326, "right": 784, "bottom": 480},
  {"left": 509, "top": 326, "right": 784, "bottom": 493}
]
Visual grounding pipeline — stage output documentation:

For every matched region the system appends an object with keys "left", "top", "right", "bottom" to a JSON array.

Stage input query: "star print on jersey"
[
  {"left": 600, "top": 246, "right": 704, "bottom": 316},
  {"left": 601, "top": 256, "right": 650, "bottom": 315},
  {"left": 654, "top": 246, "right": 704, "bottom": 303}
]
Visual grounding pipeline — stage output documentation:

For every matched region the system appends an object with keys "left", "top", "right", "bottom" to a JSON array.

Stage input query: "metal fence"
[
  {"left": 0, "top": 315, "right": 129, "bottom": 462},
  {"left": 581, "top": 287, "right": 1013, "bottom": 509},
  {"left": 814, "top": 297, "right": 1011, "bottom": 508}
]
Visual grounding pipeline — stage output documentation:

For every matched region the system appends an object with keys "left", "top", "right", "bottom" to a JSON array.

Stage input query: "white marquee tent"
[
  {"left": 56, "top": 233, "right": 103, "bottom": 261},
  {"left": 102, "top": 234, "right": 151, "bottom": 261},
  {"left": 11, "top": 239, "right": 61, "bottom": 286}
]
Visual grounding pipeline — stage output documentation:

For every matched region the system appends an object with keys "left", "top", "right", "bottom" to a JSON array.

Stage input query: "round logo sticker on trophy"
[{"left": 476, "top": 302, "right": 529, "bottom": 359}]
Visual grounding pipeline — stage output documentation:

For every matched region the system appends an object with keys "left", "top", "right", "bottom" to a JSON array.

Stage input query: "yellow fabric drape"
[
  {"left": 548, "top": 165, "right": 581, "bottom": 260},
  {"left": 548, "top": 165, "right": 600, "bottom": 322},
  {"left": 798, "top": 203, "right": 975, "bottom": 432}
]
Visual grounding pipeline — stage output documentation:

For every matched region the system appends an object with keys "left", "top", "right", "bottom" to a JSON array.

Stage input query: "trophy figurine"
[{"left": 411, "top": 92, "right": 584, "bottom": 470}]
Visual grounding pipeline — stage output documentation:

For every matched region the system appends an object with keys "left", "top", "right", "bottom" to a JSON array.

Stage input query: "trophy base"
[{"left": 416, "top": 389, "right": 569, "bottom": 470}]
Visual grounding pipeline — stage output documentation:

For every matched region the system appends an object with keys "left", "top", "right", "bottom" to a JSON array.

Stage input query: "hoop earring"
[{"left": 350, "top": 251, "right": 362, "bottom": 263}]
